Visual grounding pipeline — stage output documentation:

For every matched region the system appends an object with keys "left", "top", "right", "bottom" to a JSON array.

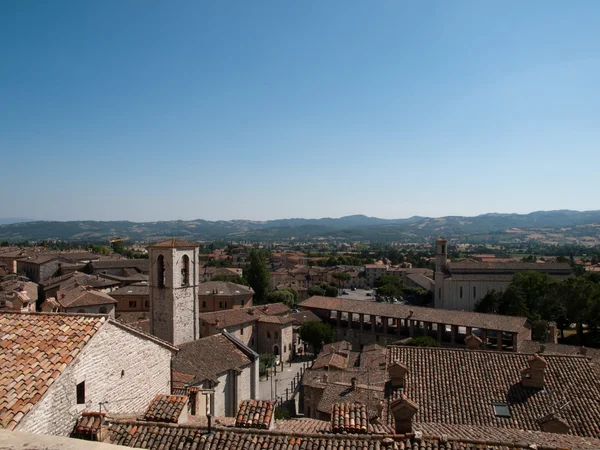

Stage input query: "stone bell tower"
[
  {"left": 149, "top": 238, "right": 199, "bottom": 345},
  {"left": 434, "top": 238, "right": 448, "bottom": 309}
]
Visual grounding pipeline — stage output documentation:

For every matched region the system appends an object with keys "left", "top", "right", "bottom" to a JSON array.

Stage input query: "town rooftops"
[
  {"left": 198, "top": 281, "right": 253, "bottom": 297},
  {"left": 149, "top": 238, "right": 198, "bottom": 248},
  {"left": 0, "top": 312, "right": 106, "bottom": 430},
  {"left": 387, "top": 346, "right": 600, "bottom": 437},
  {"left": 300, "top": 296, "right": 531, "bottom": 334},
  {"left": 172, "top": 333, "right": 254, "bottom": 386},
  {"left": 87, "top": 259, "right": 149, "bottom": 272},
  {"left": 198, "top": 303, "right": 290, "bottom": 330},
  {"left": 110, "top": 284, "right": 149, "bottom": 297}
]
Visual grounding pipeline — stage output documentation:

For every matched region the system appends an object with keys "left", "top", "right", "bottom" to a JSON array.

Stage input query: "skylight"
[{"left": 492, "top": 402, "right": 510, "bottom": 418}]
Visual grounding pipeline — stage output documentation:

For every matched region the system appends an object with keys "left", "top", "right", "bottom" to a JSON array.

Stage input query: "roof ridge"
[
  {"left": 387, "top": 345, "right": 593, "bottom": 358},
  {"left": 107, "top": 319, "right": 178, "bottom": 352}
]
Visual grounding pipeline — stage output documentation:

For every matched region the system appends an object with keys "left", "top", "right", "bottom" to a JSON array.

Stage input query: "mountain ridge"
[{"left": 1, "top": 210, "right": 599, "bottom": 244}]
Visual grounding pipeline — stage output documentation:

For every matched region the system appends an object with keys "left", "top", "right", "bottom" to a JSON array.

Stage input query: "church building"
[{"left": 433, "top": 238, "right": 573, "bottom": 311}]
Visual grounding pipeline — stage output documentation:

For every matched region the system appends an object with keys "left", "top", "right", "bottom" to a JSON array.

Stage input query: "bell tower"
[
  {"left": 434, "top": 238, "right": 447, "bottom": 309},
  {"left": 149, "top": 238, "right": 199, "bottom": 345}
]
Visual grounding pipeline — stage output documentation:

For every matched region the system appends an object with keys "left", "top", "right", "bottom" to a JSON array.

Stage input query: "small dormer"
[
  {"left": 521, "top": 354, "right": 547, "bottom": 389},
  {"left": 389, "top": 394, "right": 419, "bottom": 434},
  {"left": 538, "top": 412, "right": 570, "bottom": 434},
  {"left": 388, "top": 361, "right": 409, "bottom": 388},
  {"left": 465, "top": 333, "right": 482, "bottom": 350}
]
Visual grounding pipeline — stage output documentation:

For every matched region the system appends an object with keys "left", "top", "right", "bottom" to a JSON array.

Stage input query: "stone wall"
[
  {"left": 17, "top": 321, "right": 172, "bottom": 436},
  {"left": 65, "top": 303, "right": 116, "bottom": 318}
]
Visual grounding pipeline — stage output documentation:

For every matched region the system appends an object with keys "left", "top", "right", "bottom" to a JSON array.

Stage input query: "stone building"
[
  {"left": 43, "top": 285, "right": 118, "bottom": 317},
  {"left": 0, "top": 312, "right": 176, "bottom": 436},
  {"left": 171, "top": 331, "right": 259, "bottom": 418},
  {"left": 16, "top": 255, "right": 66, "bottom": 282},
  {"left": 149, "top": 239, "right": 200, "bottom": 346},
  {"left": 433, "top": 238, "right": 573, "bottom": 310},
  {"left": 256, "top": 315, "right": 295, "bottom": 362},
  {"left": 198, "top": 281, "right": 254, "bottom": 312}
]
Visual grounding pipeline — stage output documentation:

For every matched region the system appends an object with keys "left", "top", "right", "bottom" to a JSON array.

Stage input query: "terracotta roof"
[
  {"left": 198, "top": 306, "right": 264, "bottom": 329},
  {"left": 235, "top": 399, "right": 274, "bottom": 429},
  {"left": 258, "top": 315, "right": 296, "bottom": 325},
  {"left": 415, "top": 423, "right": 600, "bottom": 450},
  {"left": 110, "top": 285, "right": 149, "bottom": 296},
  {"left": 387, "top": 346, "right": 600, "bottom": 437},
  {"left": 88, "top": 259, "right": 149, "bottom": 272},
  {"left": 199, "top": 281, "right": 253, "bottom": 297},
  {"left": 102, "top": 419, "right": 600, "bottom": 450},
  {"left": 72, "top": 411, "right": 106, "bottom": 440},
  {"left": 289, "top": 310, "right": 322, "bottom": 324},
  {"left": 0, "top": 312, "right": 106, "bottom": 430},
  {"left": 40, "top": 272, "right": 120, "bottom": 290},
  {"left": 300, "top": 296, "right": 531, "bottom": 334},
  {"left": 260, "top": 302, "right": 290, "bottom": 316},
  {"left": 172, "top": 334, "right": 252, "bottom": 385},
  {"left": 143, "top": 394, "right": 187, "bottom": 423},
  {"left": 448, "top": 261, "right": 573, "bottom": 274},
  {"left": 518, "top": 340, "right": 600, "bottom": 375},
  {"left": 331, "top": 403, "right": 369, "bottom": 434},
  {"left": 56, "top": 285, "right": 117, "bottom": 308},
  {"left": 149, "top": 238, "right": 198, "bottom": 248}
]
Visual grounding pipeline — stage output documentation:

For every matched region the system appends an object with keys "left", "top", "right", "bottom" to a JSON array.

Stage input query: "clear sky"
[{"left": 1, "top": 1, "right": 599, "bottom": 222}]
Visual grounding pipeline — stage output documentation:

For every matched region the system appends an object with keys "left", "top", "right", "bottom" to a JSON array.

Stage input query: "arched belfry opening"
[
  {"left": 157, "top": 254, "right": 166, "bottom": 288},
  {"left": 181, "top": 255, "right": 190, "bottom": 286}
]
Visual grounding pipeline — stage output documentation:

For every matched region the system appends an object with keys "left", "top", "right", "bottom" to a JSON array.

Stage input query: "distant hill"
[
  {"left": 0, "top": 218, "right": 35, "bottom": 225},
  {"left": 0, "top": 211, "right": 599, "bottom": 245}
]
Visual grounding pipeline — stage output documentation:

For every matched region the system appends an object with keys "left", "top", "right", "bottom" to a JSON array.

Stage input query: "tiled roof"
[
  {"left": 415, "top": 423, "right": 600, "bottom": 450},
  {"left": 199, "top": 281, "right": 253, "bottom": 297},
  {"left": 331, "top": 403, "right": 369, "bottom": 434},
  {"left": 405, "top": 273, "right": 434, "bottom": 290},
  {"left": 72, "top": 411, "right": 106, "bottom": 440},
  {"left": 260, "top": 302, "right": 290, "bottom": 316},
  {"left": 110, "top": 285, "right": 149, "bottom": 296},
  {"left": 149, "top": 238, "right": 198, "bottom": 248},
  {"left": 258, "top": 315, "right": 296, "bottom": 325},
  {"left": 518, "top": 340, "right": 600, "bottom": 376},
  {"left": 198, "top": 306, "right": 264, "bottom": 329},
  {"left": 102, "top": 419, "right": 600, "bottom": 450},
  {"left": 0, "top": 312, "right": 106, "bottom": 430},
  {"left": 387, "top": 346, "right": 600, "bottom": 437},
  {"left": 448, "top": 261, "right": 573, "bottom": 274},
  {"left": 56, "top": 285, "right": 117, "bottom": 308},
  {"left": 143, "top": 394, "right": 187, "bottom": 423},
  {"left": 289, "top": 310, "right": 322, "bottom": 324},
  {"left": 235, "top": 399, "right": 274, "bottom": 429},
  {"left": 172, "top": 334, "right": 252, "bottom": 385},
  {"left": 89, "top": 259, "right": 149, "bottom": 271},
  {"left": 300, "top": 296, "right": 530, "bottom": 334},
  {"left": 40, "top": 272, "right": 121, "bottom": 290}
]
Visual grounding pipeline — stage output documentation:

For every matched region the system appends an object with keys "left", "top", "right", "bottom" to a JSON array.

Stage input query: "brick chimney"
[
  {"left": 465, "top": 333, "right": 482, "bottom": 350},
  {"left": 375, "top": 400, "right": 384, "bottom": 419},
  {"left": 389, "top": 394, "right": 419, "bottom": 434},
  {"left": 388, "top": 362, "right": 408, "bottom": 388},
  {"left": 538, "top": 413, "right": 570, "bottom": 434},
  {"left": 521, "top": 354, "right": 547, "bottom": 389},
  {"left": 351, "top": 377, "right": 357, "bottom": 391}
]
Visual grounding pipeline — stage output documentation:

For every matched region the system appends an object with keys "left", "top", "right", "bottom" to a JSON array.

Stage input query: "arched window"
[
  {"left": 273, "top": 345, "right": 280, "bottom": 356},
  {"left": 181, "top": 255, "right": 190, "bottom": 286},
  {"left": 267, "top": 331, "right": 271, "bottom": 339},
  {"left": 157, "top": 255, "right": 165, "bottom": 288},
  {"left": 99, "top": 306, "right": 107, "bottom": 314}
]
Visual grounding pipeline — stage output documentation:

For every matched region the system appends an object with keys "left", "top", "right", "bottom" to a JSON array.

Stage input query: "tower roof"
[{"left": 149, "top": 238, "right": 198, "bottom": 249}]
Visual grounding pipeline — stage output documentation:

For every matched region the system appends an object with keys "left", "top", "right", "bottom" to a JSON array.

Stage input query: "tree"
[
  {"left": 375, "top": 275, "right": 404, "bottom": 302},
  {"left": 211, "top": 274, "right": 249, "bottom": 286},
  {"left": 332, "top": 272, "right": 351, "bottom": 291},
  {"left": 408, "top": 336, "right": 440, "bottom": 347},
  {"left": 259, "top": 353, "right": 276, "bottom": 376},
  {"left": 307, "top": 285, "right": 326, "bottom": 297},
  {"left": 299, "top": 321, "right": 333, "bottom": 354},
  {"left": 265, "top": 290, "right": 295, "bottom": 307},
  {"left": 307, "top": 283, "right": 337, "bottom": 298},
  {"left": 244, "top": 249, "right": 271, "bottom": 304}
]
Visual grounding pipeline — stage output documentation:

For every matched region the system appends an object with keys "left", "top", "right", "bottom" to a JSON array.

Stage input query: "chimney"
[
  {"left": 322, "top": 373, "right": 328, "bottom": 383},
  {"left": 547, "top": 322, "right": 558, "bottom": 344},
  {"left": 389, "top": 394, "right": 419, "bottom": 434},
  {"left": 215, "top": 319, "right": 221, "bottom": 329},
  {"left": 521, "top": 354, "right": 547, "bottom": 389},
  {"left": 351, "top": 377, "right": 357, "bottom": 391},
  {"left": 465, "top": 333, "right": 483, "bottom": 350},
  {"left": 579, "top": 347, "right": 587, "bottom": 356},
  {"left": 388, "top": 362, "right": 409, "bottom": 388},
  {"left": 376, "top": 400, "right": 384, "bottom": 419},
  {"left": 538, "top": 413, "right": 570, "bottom": 434}
]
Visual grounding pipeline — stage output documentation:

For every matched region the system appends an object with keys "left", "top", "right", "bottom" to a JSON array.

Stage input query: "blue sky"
[{"left": 1, "top": 1, "right": 599, "bottom": 222}]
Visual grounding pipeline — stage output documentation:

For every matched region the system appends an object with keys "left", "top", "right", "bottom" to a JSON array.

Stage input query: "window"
[
  {"left": 219, "top": 301, "right": 225, "bottom": 309},
  {"left": 145, "top": 300, "right": 149, "bottom": 308},
  {"left": 181, "top": 255, "right": 190, "bottom": 286},
  {"left": 459, "top": 287, "right": 463, "bottom": 299},
  {"left": 240, "top": 327, "right": 244, "bottom": 336},
  {"left": 157, "top": 255, "right": 165, "bottom": 288},
  {"left": 492, "top": 402, "right": 510, "bottom": 418},
  {"left": 473, "top": 286, "right": 477, "bottom": 299},
  {"left": 275, "top": 331, "right": 279, "bottom": 339},
  {"left": 129, "top": 301, "right": 137, "bottom": 308},
  {"left": 99, "top": 306, "right": 107, "bottom": 314},
  {"left": 438, "top": 288, "right": 441, "bottom": 299},
  {"left": 76, "top": 381, "right": 85, "bottom": 405},
  {"left": 267, "top": 331, "right": 271, "bottom": 339},
  {"left": 241, "top": 299, "right": 245, "bottom": 306},
  {"left": 202, "top": 301, "right": 207, "bottom": 308}
]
